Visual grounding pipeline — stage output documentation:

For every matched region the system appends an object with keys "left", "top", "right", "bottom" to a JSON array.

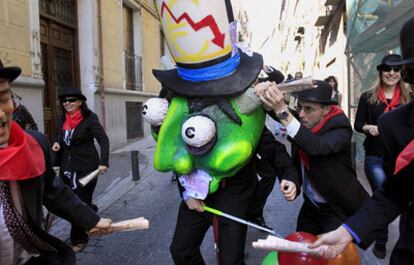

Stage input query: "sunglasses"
[
  {"left": 381, "top": 65, "right": 402, "bottom": 72},
  {"left": 61, "top": 97, "right": 79, "bottom": 103},
  {"left": 402, "top": 68, "right": 414, "bottom": 84}
]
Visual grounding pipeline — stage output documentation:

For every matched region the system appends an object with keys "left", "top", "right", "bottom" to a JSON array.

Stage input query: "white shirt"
[{"left": 283, "top": 118, "right": 327, "bottom": 203}]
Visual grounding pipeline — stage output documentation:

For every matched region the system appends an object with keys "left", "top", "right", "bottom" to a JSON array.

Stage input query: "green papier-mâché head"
[{"left": 143, "top": 92, "right": 265, "bottom": 193}]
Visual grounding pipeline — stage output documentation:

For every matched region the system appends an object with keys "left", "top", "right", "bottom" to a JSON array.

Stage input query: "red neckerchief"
[
  {"left": 63, "top": 110, "right": 83, "bottom": 130},
  {"left": 0, "top": 121, "right": 45, "bottom": 180},
  {"left": 298, "top": 105, "right": 344, "bottom": 170},
  {"left": 394, "top": 139, "right": 414, "bottom": 175},
  {"left": 378, "top": 84, "right": 401, "bottom": 113}
]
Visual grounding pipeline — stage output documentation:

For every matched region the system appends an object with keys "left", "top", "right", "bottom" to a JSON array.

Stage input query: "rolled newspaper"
[
  {"left": 277, "top": 77, "right": 317, "bottom": 94},
  {"left": 238, "top": 77, "right": 317, "bottom": 114},
  {"left": 252, "top": 235, "right": 327, "bottom": 255},
  {"left": 79, "top": 169, "right": 100, "bottom": 187},
  {"left": 89, "top": 217, "right": 149, "bottom": 236},
  {"left": 111, "top": 217, "right": 149, "bottom": 232}
]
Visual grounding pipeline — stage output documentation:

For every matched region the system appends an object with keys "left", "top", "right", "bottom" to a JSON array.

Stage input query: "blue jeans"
[
  {"left": 364, "top": 155, "right": 388, "bottom": 246},
  {"left": 364, "top": 156, "right": 387, "bottom": 191}
]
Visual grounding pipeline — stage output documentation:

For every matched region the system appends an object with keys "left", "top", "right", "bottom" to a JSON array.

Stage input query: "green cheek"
[{"left": 205, "top": 101, "right": 264, "bottom": 192}]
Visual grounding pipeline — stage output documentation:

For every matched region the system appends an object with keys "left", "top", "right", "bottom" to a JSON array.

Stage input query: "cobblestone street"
[{"left": 49, "top": 136, "right": 399, "bottom": 265}]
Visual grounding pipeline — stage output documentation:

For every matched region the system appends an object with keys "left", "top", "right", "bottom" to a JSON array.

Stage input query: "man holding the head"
[
  {"left": 310, "top": 17, "right": 414, "bottom": 265},
  {"left": 256, "top": 80, "right": 369, "bottom": 235},
  {"left": 0, "top": 60, "right": 112, "bottom": 265}
]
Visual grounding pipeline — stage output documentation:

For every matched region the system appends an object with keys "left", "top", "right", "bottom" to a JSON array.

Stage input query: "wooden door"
[{"left": 40, "top": 18, "right": 78, "bottom": 141}]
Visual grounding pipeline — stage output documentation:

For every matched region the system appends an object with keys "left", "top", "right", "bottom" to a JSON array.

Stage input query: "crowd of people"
[{"left": 0, "top": 2, "right": 413, "bottom": 264}]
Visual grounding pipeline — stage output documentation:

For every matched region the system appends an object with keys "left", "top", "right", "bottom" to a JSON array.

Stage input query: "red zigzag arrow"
[{"left": 160, "top": 2, "right": 225, "bottom": 48}]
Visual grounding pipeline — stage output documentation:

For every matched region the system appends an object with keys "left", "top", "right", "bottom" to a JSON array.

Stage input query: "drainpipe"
[{"left": 97, "top": 0, "right": 106, "bottom": 129}]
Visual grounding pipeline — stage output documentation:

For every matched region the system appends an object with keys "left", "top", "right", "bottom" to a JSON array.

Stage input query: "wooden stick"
[
  {"left": 79, "top": 169, "right": 100, "bottom": 187},
  {"left": 252, "top": 235, "right": 327, "bottom": 255},
  {"left": 89, "top": 217, "right": 149, "bottom": 236}
]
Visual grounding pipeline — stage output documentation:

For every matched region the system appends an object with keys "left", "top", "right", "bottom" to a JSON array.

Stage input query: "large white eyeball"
[
  {"left": 181, "top": 116, "right": 216, "bottom": 147},
  {"left": 142, "top": 98, "right": 169, "bottom": 126}
]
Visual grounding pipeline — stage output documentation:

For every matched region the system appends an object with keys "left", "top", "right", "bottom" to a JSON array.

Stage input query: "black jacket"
[
  {"left": 255, "top": 128, "right": 299, "bottom": 187},
  {"left": 56, "top": 112, "right": 109, "bottom": 175},
  {"left": 354, "top": 91, "right": 391, "bottom": 157},
  {"left": 290, "top": 113, "right": 369, "bottom": 219},
  {"left": 22, "top": 131, "right": 100, "bottom": 264},
  {"left": 346, "top": 101, "right": 414, "bottom": 264}
]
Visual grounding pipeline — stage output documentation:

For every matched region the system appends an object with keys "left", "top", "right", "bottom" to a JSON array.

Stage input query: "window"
[{"left": 126, "top": 102, "right": 144, "bottom": 139}]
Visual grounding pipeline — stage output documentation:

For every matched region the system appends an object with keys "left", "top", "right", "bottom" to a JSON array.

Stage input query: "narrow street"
[{"left": 50, "top": 137, "right": 399, "bottom": 265}]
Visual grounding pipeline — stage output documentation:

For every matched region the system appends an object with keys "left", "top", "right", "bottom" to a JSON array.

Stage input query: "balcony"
[{"left": 124, "top": 51, "right": 143, "bottom": 91}]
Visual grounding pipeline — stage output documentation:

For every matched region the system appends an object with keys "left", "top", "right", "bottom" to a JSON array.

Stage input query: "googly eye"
[
  {"left": 142, "top": 98, "right": 169, "bottom": 126},
  {"left": 181, "top": 116, "right": 216, "bottom": 147}
]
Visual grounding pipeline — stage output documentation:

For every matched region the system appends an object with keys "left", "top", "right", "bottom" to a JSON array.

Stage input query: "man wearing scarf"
[
  {"left": 256, "top": 80, "right": 369, "bottom": 235},
  {"left": 310, "top": 16, "right": 414, "bottom": 265},
  {"left": 0, "top": 60, "right": 112, "bottom": 265}
]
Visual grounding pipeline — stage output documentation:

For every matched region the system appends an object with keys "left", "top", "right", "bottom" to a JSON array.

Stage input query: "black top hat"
[
  {"left": 153, "top": 51, "right": 263, "bottom": 98},
  {"left": 376, "top": 54, "right": 402, "bottom": 71},
  {"left": 293, "top": 80, "right": 337, "bottom": 105},
  {"left": 0, "top": 60, "right": 21, "bottom": 83},
  {"left": 389, "top": 17, "right": 414, "bottom": 66},
  {"left": 58, "top": 87, "right": 87, "bottom": 101}
]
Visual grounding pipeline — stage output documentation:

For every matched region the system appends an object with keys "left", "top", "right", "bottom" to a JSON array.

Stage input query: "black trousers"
[
  {"left": 26, "top": 239, "right": 75, "bottom": 265},
  {"left": 296, "top": 197, "right": 344, "bottom": 235},
  {"left": 249, "top": 173, "right": 276, "bottom": 219},
  {"left": 170, "top": 202, "right": 248, "bottom": 265},
  {"left": 389, "top": 211, "right": 414, "bottom": 265},
  {"left": 62, "top": 171, "right": 98, "bottom": 245}
]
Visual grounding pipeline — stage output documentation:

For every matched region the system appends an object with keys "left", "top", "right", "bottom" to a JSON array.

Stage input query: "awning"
[{"left": 348, "top": 1, "right": 414, "bottom": 54}]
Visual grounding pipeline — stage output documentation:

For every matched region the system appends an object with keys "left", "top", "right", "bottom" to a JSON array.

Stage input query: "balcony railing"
[{"left": 124, "top": 52, "right": 143, "bottom": 91}]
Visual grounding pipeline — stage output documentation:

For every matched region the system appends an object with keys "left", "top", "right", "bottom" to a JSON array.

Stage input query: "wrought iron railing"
[
  {"left": 124, "top": 52, "right": 143, "bottom": 91},
  {"left": 39, "top": 0, "right": 76, "bottom": 25}
]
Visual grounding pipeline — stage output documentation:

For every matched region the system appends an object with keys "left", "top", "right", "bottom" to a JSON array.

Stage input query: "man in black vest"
[
  {"left": 310, "top": 17, "right": 414, "bottom": 265},
  {"left": 0, "top": 60, "right": 112, "bottom": 265},
  {"left": 256, "top": 80, "right": 369, "bottom": 235}
]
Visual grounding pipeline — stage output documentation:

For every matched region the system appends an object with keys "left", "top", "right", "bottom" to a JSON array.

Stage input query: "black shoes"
[
  {"left": 372, "top": 242, "right": 386, "bottom": 259},
  {"left": 72, "top": 243, "right": 87, "bottom": 253}
]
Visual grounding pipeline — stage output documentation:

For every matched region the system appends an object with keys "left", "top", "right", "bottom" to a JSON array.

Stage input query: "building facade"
[
  {"left": 271, "top": 0, "right": 414, "bottom": 159},
  {"left": 0, "top": 0, "right": 163, "bottom": 150},
  {"left": 273, "top": 0, "right": 349, "bottom": 113}
]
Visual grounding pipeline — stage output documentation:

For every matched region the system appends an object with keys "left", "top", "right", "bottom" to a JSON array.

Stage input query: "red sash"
[
  {"left": 63, "top": 110, "right": 84, "bottom": 130},
  {"left": 0, "top": 122, "right": 45, "bottom": 180},
  {"left": 378, "top": 84, "right": 401, "bottom": 113},
  {"left": 299, "top": 106, "right": 344, "bottom": 169},
  {"left": 394, "top": 139, "right": 414, "bottom": 175}
]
